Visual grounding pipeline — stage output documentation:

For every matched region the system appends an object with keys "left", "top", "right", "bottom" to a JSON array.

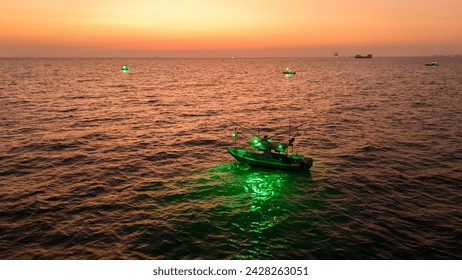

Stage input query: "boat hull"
[
  {"left": 227, "top": 148, "right": 312, "bottom": 172},
  {"left": 355, "top": 54, "right": 372, "bottom": 58}
]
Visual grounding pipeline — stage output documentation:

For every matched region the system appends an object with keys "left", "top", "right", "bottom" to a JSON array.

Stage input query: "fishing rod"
[
  {"left": 227, "top": 119, "right": 260, "bottom": 137},
  {"left": 269, "top": 120, "right": 310, "bottom": 139}
]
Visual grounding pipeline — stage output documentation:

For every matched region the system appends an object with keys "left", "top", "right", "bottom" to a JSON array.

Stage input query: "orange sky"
[{"left": 1, "top": 0, "right": 461, "bottom": 57}]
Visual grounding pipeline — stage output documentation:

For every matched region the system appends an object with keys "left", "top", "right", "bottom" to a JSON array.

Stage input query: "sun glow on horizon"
[{"left": 1, "top": 0, "right": 461, "bottom": 56}]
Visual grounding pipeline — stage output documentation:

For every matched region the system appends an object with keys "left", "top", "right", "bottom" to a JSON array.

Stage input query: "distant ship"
[
  {"left": 355, "top": 54, "right": 372, "bottom": 58},
  {"left": 334, "top": 52, "right": 339, "bottom": 58}
]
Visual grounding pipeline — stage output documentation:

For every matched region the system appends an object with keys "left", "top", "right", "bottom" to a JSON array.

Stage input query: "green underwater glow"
[
  {"left": 174, "top": 162, "right": 316, "bottom": 259},
  {"left": 244, "top": 172, "right": 285, "bottom": 202}
]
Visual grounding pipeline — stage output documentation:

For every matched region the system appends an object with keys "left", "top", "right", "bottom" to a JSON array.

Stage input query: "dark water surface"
[{"left": 1, "top": 57, "right": 461, "bottom": 259}]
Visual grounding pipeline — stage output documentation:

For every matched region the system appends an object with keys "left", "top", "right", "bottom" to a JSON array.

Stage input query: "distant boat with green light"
[
  {"left": 425, "top": 62, "right": 439, "bottom": 67},
  {"left": 227, "top": 121, "right": 313, "bottom": 172},
  {"left": 282, "top": 68, "right": 296, "bottom": 75}
]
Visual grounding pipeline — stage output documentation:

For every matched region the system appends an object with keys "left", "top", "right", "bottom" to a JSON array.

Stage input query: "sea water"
[{"left": 1, "top": 57, "right": 461, "bottom": 259}]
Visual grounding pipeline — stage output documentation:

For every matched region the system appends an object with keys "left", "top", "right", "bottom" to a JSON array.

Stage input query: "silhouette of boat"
[
  {"left": 425, "top": 62, "right": 439, "bottom": 67},
  {"left": 355, "top": 54, "right": 372, "bottom": 59}
]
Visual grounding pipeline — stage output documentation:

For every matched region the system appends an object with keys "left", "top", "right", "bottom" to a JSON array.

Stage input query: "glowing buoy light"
[{"left": 121, "top": 65, "right": 130, "bottom": 72}]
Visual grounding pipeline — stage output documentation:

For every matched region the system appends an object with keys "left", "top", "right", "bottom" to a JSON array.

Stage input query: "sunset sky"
[{"left": 1, "top": 0, "right": 461, "bottom": 57}]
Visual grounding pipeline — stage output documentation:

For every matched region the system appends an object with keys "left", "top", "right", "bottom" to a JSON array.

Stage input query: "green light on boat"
[
  {"left": 231, "top": 133, "right": 237, "bottom": 138},
  {"left": 250, "top": 138, "right": 262, "bottom": 148},
  {"left": 121, "top": 65, "right": 130, "bottom": 72},
  {"left": 275, "top": 144, "right": 286, "bottom": 152}
]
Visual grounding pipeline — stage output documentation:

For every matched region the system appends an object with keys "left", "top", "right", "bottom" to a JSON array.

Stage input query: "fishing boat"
[
  {"left": 282, "top": 68, "right": 296, "bottom": 75},
  {"left": 355, "top": 54, "right": 372, "bottom": 58},
  {"left": 227, "top": 148, "right": 312, "bottom": 171},
  {"left": 227, "top": 121, "right": 313, "bottom": 172},
  {"left": 425, "top": 61, "right": 439, "bottom": 67}
]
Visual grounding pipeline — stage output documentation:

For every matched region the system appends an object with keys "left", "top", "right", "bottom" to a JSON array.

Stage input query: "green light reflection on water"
[
  {"left": 171, "top": 161, "right": 322, "bottom": 259},
  {"left": 205, "top": 162, "right": 313, "bottom": 259},
  {"left": 235, "top": 172, "right": 287, "bottom": 234}
]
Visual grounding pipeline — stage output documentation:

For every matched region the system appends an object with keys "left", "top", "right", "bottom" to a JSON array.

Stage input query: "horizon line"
[{"left": 1, "top": 54, "right": 460, "bottom": 59}]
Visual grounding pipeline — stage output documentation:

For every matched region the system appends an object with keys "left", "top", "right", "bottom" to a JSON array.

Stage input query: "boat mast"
[
  {"left": 288, "top": 123, "right": 291, "bottom": 155},
  {"left": 234, "top": 127, "right": 237, "bottom": 149}
]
